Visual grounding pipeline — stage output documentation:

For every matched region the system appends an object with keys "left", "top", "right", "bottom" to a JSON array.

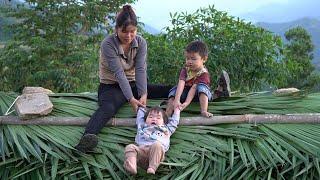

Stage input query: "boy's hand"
[
  {"left": 179, "top": 102, "right": 190, "bottom": 111},
  {"left": 173, "top": 106, "right": 181, "bottom": 114},
  {"left": 173, "top": 100, "right": 181, "bottom": 110}
]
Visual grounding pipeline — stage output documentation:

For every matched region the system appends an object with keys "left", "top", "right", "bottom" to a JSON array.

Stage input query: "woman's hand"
[
  {"left": 139, "top": 93, "right": 147, "bottom": 106},
  {"left": 129, "top": 97, "right": 145, "bottom": 113}
]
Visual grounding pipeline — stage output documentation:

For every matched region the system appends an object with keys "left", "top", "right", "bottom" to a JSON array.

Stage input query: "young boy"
[
  {"left": 123, "top": 106, "right": 180, "bottom": 175},
  {"left": 166, "top": 40, "right": 231, "bottom": 117}
]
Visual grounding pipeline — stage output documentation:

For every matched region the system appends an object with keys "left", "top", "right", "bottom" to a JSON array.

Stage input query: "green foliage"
[
  {"left": 146, "top": 5, "right": 286, "bottom": 92},
  {"left": 144, "top": 33, "right": 185, "bottom": 85},
  {"left": 0, "top": 38, "right": 99, "bottom": 92},
  {"left": 0, "top": 0, "right": 135, "bottom": 92},
  {"left": 0, "top": 15, "right": 14, "bottom": 42},
  {"left": 283, "top": 26, "right": 315, "bottom": 88},
  {"left": 1, "top": 3, "right": 318, "bottom": 93},
  {"left": 303, "top": 71, "right": 320, "bottom": 92}
]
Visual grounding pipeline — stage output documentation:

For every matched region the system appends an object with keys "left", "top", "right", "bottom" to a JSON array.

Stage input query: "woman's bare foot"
[
  {"left": 124, "top": 157, "right": 137, "bottom": 175},
  {"left": 147, "top": 167, "right": 155, "bottom": 174},
  {"left": 201, "top": 111, "right": 213, "bottom": 118}
]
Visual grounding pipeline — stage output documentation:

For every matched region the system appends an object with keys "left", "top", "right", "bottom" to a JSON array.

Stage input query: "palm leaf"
[{"left": 1, "top": 91, "right": 320, "bottom": 178}]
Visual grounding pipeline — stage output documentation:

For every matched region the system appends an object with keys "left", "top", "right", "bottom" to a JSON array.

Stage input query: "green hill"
[{"left": 256, "top": 17, "right": 320, "bottom": 70}]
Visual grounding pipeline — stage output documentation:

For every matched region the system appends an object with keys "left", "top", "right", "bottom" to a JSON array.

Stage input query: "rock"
[
  {"left": 15, "top": 93, "right": 53, "bottom": 120},
  {"left": 22, "top": 87, "right": 53, "bottom": 94},
  {"left": 273, "top": 88, "right": 300, "bottom": 96}
]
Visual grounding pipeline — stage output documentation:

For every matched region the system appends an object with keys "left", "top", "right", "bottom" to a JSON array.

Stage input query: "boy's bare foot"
[
  {"left": 124, "top": 157, "right": 137, "bottom": 175},
  {"left": 201, "top": 111, "right": 213, "bottom": 118},
  {"left": 147, "top": 167, "right": 155, "bottom": 174}
]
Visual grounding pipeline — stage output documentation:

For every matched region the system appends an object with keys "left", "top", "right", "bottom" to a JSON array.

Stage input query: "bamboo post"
[{"left": 1, "top": 114, "right": 320, "bottom": 127}]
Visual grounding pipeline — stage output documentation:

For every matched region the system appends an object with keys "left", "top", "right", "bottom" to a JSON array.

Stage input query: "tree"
[
  {"left": 145, "top": 5, "right": 286, "bottom": 92},
  {"left": 283, "top": 26, "right": 315, "bottom": 88},
  {"left": 0, "top": 0, "right": 136, "bottom": 92}
]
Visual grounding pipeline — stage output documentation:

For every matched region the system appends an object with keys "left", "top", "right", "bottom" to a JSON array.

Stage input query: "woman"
[{"left": 75, "top": 5, "right": 171, "bottom": 153}]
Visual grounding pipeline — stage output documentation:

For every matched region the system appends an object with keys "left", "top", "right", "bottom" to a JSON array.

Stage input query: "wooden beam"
[{"left": 1, "top": 114, "right": 320, "bottom": 126}]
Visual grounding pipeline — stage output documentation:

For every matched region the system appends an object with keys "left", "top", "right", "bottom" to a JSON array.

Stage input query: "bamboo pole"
[{"left": 1, "top": 114, "right": 320, "bottom": 127}]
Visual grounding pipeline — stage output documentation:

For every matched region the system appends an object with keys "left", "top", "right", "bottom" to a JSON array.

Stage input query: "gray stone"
[
  {"left": 273, "top": 88, "right": 300, "bottom": 96},
  {"left": 15, "top": 93, "right": 53, "bottom": 120},
  {"left": 22, "top": 87, "right": 53, "bottom": 94}
]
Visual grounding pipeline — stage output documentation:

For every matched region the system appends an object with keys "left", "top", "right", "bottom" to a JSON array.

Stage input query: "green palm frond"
[
  {"left": 1, "top": 91, "right": 320, "bottom": 179},
  {"left": 1, "top": 123, "right": 320, "bottom": 179},
  {"left": 1, "top": 91, "right": 320, "bottom": 117},
  {"left": 0, "top": 92, "right": 18, "bottom": 116}
]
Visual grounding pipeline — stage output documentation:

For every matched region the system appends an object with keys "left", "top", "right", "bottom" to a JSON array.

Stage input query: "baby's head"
[{"left": 144, "top": 107, "right": 168, "bottom": 126}]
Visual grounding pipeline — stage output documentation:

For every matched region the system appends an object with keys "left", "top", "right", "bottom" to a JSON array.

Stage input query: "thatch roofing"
[{"left": 1, "top": 91, "right": 320, "bottom": 179}]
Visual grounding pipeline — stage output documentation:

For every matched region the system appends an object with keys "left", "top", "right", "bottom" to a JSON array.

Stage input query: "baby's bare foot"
[
  {"left": 147, "top": 167, "right": 155, "bottom": 174},
  {"left": 201, "top": 111, "right": 213, "bottom": 118},
  {"left": 124, "top": 157, "right": 137, "bottom": 175}
]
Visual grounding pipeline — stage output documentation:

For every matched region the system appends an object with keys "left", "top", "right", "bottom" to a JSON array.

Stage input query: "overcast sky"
[{"left": 132, "top": 0, "right": 320, "bottom": 31}]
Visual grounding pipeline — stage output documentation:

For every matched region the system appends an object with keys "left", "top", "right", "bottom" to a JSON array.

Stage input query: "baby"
[{"left": 123, "top": 106, "right": 180, "bottom": 174}]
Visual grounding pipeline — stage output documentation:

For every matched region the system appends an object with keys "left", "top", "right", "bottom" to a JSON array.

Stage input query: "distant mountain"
[
  {"left": 0, "top": 0, "right": 24, "bottom": 42},
  {"left": 143, "top": 24, "right": 160, "bottom": 35},
  {"left": 256, "top": 17, "right": 320, "bottom": 70},
  {"left": 241, "top": 1, "right": 320, "bottom": 23},
  {"left": 0, "top": 16, "right": 14, "bottom": 42},
  {"left": 0, "top": 0, "right": 23, "bottom": 7}
]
